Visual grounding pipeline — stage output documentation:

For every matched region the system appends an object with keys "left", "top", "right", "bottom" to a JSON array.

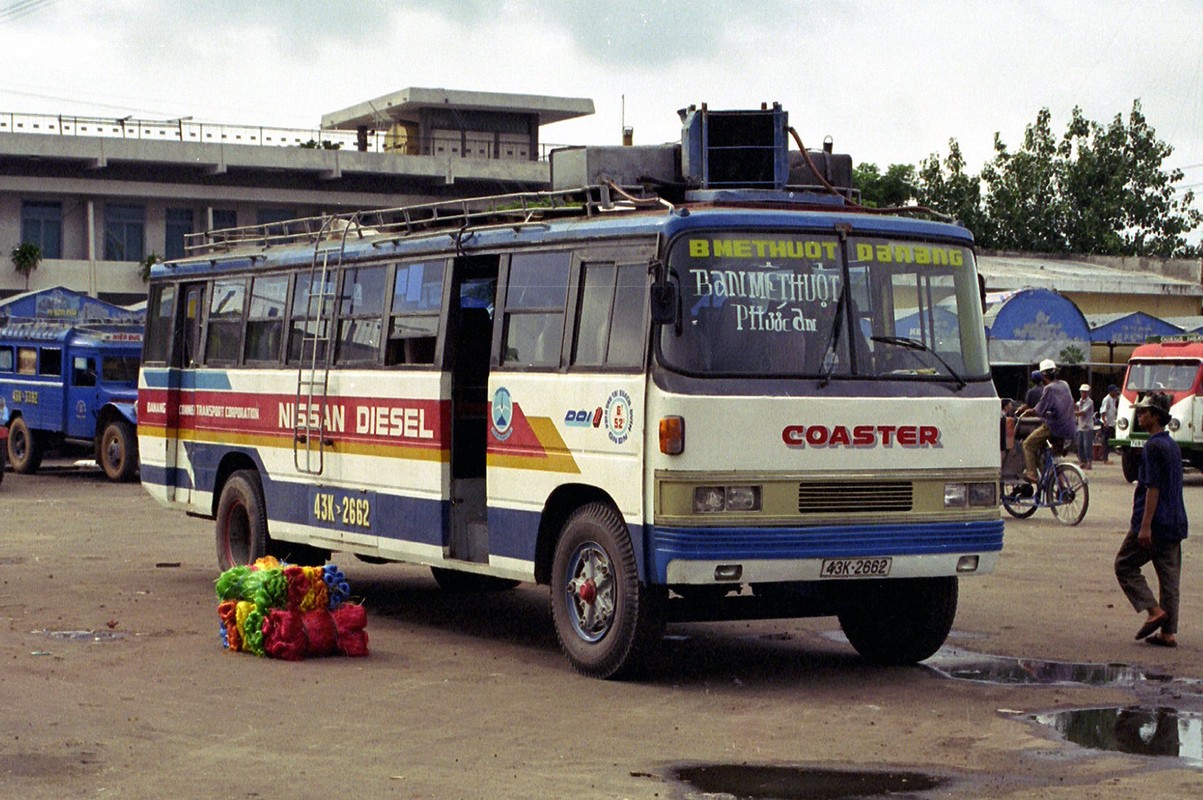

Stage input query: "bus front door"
[{"left": 169, "top": 282, "right": 206, "bottom": 503}]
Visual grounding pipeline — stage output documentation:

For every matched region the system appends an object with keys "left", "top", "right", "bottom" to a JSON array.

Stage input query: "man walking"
[
  {"left": 1099, "top": 384, "right": 1120, "bottom": 464},
  {"left": 1075, "top": 383, "right": 1095, "bottom": 470},
  {"left": 1115, "top": 393, "right": 1188, "bottom": 647}
]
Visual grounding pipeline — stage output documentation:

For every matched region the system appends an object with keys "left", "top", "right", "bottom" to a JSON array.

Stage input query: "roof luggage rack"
[{"left": 183, "top": 185, "right": 646, "bottom": 257}]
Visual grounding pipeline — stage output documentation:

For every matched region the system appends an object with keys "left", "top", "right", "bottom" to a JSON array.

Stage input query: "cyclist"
[{"left": 1020, "top": 359, "right": 1076, "bottom": 484}]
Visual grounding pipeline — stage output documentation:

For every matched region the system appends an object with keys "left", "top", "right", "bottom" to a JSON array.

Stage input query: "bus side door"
[{"left": 66, "top": 351, "right": 99, "bottom": 440}]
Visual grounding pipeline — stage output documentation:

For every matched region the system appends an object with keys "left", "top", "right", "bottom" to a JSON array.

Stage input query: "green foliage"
[
  {"left": 139, "top": 252, "right": 161, "bottom": 283},
  {"left": 1059, "top": 345, "right": 1086, "bottom": 365},
  {"left": 852, "top": 162, "right": 916, "bottom": 208},
  {"left": 908, "top": 101, "right": 1201, "bottom": 257},
  {"left": 299, "top": 139, "right": 342, "bottom": 150},
  {"left": 915, "top": 139, "right": 990, "bottom": 240},
  {"left": 10, "top": 242, "right": 42, "bottom": 290}
]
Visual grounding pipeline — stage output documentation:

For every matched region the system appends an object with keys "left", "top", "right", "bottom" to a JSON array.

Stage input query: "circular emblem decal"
[
  {"left": 76, "top": 400, "right": 88, "bottom": 419},
  {"left": 604, "top": 389, "right": 633, "bottom": 445},
  {"left": 490, "top": 386, "right": 513, "bottom": 441}
]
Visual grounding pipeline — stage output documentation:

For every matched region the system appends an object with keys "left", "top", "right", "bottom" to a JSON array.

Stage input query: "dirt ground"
[{"left": 3, "top": 457, "right": 1203, "bottom": 799}]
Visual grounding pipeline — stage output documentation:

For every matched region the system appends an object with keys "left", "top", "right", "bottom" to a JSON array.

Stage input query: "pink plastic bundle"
[{"left": 332, "top": 603, "right": 370, "bottom": 657}]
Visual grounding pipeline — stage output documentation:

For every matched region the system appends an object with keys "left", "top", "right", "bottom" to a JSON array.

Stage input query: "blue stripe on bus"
[
  {"left": 647, "top": 519, "right": 1005, "bottom": 584},
  {"left": 141, "top": 368, "right": 232, "bottom": 391},
  {"left": 485, "top": 506, "right": 648, "bottom": 579}
]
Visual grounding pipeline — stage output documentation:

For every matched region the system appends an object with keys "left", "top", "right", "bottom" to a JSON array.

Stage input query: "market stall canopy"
[
  {"left": 0, "top": 286, "right": 144, "bottom": 323},
  {"left": 983, "top": 287, "right": 1091, "bottom": 365},
  {"left": 1086, "top": 311, "right": 1184, "bottom": 344},
  {"left": 1162, "top": 316, "right": 1203, "bottom": 335}
]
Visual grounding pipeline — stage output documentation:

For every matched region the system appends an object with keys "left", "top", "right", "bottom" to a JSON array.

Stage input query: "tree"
[
  {"left": 853, "top": 162, "right": 916, "bottom": 208},
  {"left": 915, "top": 139, "right": 991, "bottom": 241},
  {"left": 10, "top": 242, "right": 42, "bottom": 291},
  {"left": 978, "top": 101, "right": 1201, "bottom": 257}
]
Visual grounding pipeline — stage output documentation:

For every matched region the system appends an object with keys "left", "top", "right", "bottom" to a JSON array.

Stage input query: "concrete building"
[{"left": 0, "top": 88, "right": 594, "bottom": 304}]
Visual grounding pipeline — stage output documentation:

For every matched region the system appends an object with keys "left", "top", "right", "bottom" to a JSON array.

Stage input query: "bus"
[
  {"left": 1113, "top": 336, "right": 1203, "bottom": 481},
  {"left": 1, "top": 319, "right": 142, "bottom": 481},
  {"left": 138, "top": 104, "right": 1002, "bottom": 678}
]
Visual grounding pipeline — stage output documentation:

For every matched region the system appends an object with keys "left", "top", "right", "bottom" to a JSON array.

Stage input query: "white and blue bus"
[{"left": 138, "top": 105, "right": 1002, "bottom": 677}]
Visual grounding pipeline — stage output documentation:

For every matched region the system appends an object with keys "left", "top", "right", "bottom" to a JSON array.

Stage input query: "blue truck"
[{"left": 0, "top": 288, "right": 143, "bottom": 482}]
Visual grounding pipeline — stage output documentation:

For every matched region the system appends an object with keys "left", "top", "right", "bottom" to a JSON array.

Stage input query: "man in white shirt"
[{"left": 1099, "top": 384, "right": 1120, "bottom": 464}]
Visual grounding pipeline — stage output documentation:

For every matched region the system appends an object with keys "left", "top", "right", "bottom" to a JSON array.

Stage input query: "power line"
[{"left": 0, "top": 0, "right": 58, "bottom": 24}]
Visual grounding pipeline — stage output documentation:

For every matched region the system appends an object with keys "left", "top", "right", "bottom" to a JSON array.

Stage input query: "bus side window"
[
  {"left": 501, "top": 251, "right": 569, "bottom": 369},
  {"left": 39, "top": 347, "right": 62, "bottom": 377},
  {"left": 386, "top": 261, "right": 444, "bottom": 366},
  {"left": 334, "top": 264, "right": 387, "bottom": 365},
  {"left": 17, "top": 347, "right": 37, "bottom": 375},
  {"left": 0, "top": 346, "right": 13, "bottom": 372},
  {"left": 244, "top": 275, "right": 288, "bottom": 364},
  {"left": 73, "top": 356, "right": 97, "bottom": 387},
  {"left": 205, "top": 278, "right": 247, "bottom": 364}
]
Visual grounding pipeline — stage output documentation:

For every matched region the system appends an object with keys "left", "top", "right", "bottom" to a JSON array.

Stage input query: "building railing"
[{"left": 0, "top": 111, "right": 569, "bottom": 161}]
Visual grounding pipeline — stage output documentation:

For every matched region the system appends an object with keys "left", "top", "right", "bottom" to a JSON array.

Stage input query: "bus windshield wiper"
[
  {"left": 817, "top": 289, "right": 847, "bottom": 388},
  {"left": 871, "top": 335, "right": 967, "bottom": 389}
]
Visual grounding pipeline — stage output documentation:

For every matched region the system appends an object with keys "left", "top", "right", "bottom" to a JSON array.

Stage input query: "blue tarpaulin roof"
[
  {"left": 983, "top": 288, "right": 1091, "bottom": 365},
  {"left": 1086, "top": 312, "right": 1184, "bottom": 344},
  {"left": 0, "top": 286, "right": 144, "bottom": 323}
]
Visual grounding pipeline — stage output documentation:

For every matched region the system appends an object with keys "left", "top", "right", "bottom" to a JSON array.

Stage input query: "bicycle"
[{"left": 1000, "top": 440, "right": 1089, "bottom": 525}]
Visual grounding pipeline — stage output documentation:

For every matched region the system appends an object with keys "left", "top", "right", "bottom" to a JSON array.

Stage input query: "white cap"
[
  {"left": 1038, "top": 359, "right": 1056, "bottom": 372},
  {"left": 1080, "top": 384, "right": 1091, "bottom": 392}
]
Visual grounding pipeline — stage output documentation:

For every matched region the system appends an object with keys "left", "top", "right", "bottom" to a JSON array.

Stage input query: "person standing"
[
  {"left": 1115, "top": 392, "right": 1188, "bottom": 647},
  {"left": 1020, "top": 359, "right": 1076, "bottom": 484},
  {"left": 1099, "top": 384, "right": 1120, "bottom": 464},
  {"left": 1075, "top": 383, "right": 1095, "bottom": 470}
]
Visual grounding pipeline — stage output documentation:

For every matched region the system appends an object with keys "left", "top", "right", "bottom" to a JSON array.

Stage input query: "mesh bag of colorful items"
[{"left": 215, "top": 556, "right": 369, "bottom": 660}]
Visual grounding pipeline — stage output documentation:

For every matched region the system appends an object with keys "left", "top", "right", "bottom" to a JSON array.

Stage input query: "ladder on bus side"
[{"left": 292, "top": 215, "right": 360, "bottom": 474}]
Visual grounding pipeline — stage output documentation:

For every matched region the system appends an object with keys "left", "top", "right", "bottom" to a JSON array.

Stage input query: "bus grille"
[{"left": 797, "top": 481, "right": 913, "bottom": 514}]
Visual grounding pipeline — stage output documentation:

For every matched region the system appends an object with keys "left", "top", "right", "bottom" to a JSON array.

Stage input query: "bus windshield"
[
  {"left": 1125, "top": 360, "right": 1201, "bottom": 393},
  {"left": 659, "top": 231, "right": 989, "bottom": 379}
]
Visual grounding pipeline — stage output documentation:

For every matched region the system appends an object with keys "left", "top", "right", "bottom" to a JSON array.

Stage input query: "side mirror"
[{"left": 650, "top": 282, "right": 678, "bottom": 326}]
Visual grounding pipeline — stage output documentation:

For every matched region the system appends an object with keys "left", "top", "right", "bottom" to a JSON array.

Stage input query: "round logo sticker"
[
  {"left": 604, "top": 389, "right": 633, "bottom": 445},
  {"left": 491, "top": 386, "right": 513, "bottom": 441}
]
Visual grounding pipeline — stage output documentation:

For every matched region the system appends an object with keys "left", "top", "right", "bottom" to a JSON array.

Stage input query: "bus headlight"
[
  {"left": 693, "top": 485, "right": 762, "bottom": 513},
  {"left": 1169, "top": 417, "right": 1181, "bottom": 432},
  {"left": 1117, "top": 417, "right": 1128, "bottom": 431},
  {"left": 945, "top": 482, "right": 997, "bottom": 508}
]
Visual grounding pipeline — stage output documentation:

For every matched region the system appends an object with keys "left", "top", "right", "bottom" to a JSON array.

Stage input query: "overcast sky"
[{"left": 2, "top": 0, "right": 1201, "bottom": 206}]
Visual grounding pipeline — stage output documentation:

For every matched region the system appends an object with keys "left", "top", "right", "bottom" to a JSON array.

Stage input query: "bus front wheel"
[
  {"left": 99, "top": 419, "right": 138, "bottom": 482},
  {"left": 837, "top": 577, "right": 957, "bottom": 665},
  {"left": 7, "top": 417, "right": 43, "bottom": 474},
  {"left": 216, "top": 470, "right": 269, "bottom": 571},
  {"left": 550, "top": 502, "right": 665, "bottom": 679}
]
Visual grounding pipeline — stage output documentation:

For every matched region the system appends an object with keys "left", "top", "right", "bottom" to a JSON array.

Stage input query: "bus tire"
[
  {"left": 216, "top": 470, "right": 269, "bottom": 571},
  {"left": 7, "top": 417, "right": 42, "bottom": 474},
  {"left": 0, "top": 439, "right": 6, "bottom": 485},
  {"left": 1121, "top": 447, "right": 1140, "bottom": 483},
  {"left": 99, "top": 419, "right": 138, "bottom": 482},
  {"left": 837, "top": 577, "right": 957, "bottom": 665},
  {"left": 550, "top": 502, "right": 666, "bottom": 679},
  {"left": 430, "top": 566, "right": 519, "bottom": 593}
]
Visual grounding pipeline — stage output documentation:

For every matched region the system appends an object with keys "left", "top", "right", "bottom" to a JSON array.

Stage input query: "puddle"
[
  {"left": 1030, "top": 706, "right": 1203, "bottom": 767},
  {"left": 42, "top": 629, "right": 128, "bottom": 642},
  {"left": 673, "top": 765, "right": 945, "bottom": 799},
  {"left": 924, "top": 647, "right": 1194, "bottom": 691}
]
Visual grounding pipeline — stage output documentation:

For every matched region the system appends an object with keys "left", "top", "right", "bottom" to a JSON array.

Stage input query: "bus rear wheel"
[
  {"left": 99, "top": 419, "right": 138, "bottom": 482},
  {"left": 837, "top": 577, "right": 957, "bottom": 665},
  {"left": 550, "top": 502, "right": 665, "bottom": 679},
  {"left": 216, "top": 470, "right": 269, "bottom": 571},
  {"left": 7, "top": 417, "right": 42, "bottom": 474}
]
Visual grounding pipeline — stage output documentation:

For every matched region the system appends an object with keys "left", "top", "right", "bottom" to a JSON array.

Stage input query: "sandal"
[
  {"left": 1145, "top": 634, "right": 1177, "bottom": 648},
  {"left": 1135, "top": 612, "right": 1168, "bottom": 640}
]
